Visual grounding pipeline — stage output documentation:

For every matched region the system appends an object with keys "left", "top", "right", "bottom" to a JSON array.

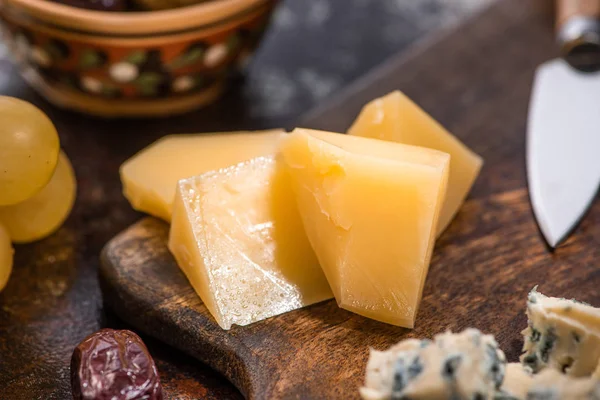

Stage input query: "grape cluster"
[{"left": 0, "top": 96, "right": 76, "bottom": 292}]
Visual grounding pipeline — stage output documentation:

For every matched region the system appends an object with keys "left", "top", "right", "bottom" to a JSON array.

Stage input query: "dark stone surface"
[
  {"left": 0, "top": 1, "right": 490, "bottom": 399},
  {"left": 243, "top": 0, "right": 488, "bottom": 126}
]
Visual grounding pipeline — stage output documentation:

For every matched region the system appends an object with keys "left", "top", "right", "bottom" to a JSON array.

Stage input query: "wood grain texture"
[{"left": 100, "top": 0, "right": 600, "bottom": 398}]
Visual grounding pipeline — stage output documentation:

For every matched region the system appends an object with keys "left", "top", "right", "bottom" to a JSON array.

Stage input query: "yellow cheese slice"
[
  {"left": 348, "top": 91, "right": 483, "bottom": 235},
  {"left": 168, "top": 155, "right": 333, "bottom": 330},
  {"left": 120, "top": 130, "right": 285, "bottom": 221},
  {"left": 280, "top": 129, "right": 449, "bottom": 328}
]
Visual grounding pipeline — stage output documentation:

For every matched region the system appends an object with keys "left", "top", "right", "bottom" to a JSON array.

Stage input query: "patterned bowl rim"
[{"left": 1, "top": 0, "right": 272, "bottom": 36}]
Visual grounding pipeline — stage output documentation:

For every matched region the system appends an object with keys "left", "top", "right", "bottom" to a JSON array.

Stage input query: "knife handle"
[
  {"left": 556, "top": 0, "right": 600, "bottom": 70},
  {"left": 557, "top": 0, "right": 600, "bottom": 28}
]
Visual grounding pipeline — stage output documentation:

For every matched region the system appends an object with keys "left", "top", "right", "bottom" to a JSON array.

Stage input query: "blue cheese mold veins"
[
  {"left": 520, "top": 287, "right": 600, "bottom": 378},
  {"left": 360, "top": 329, "right": 506, "bottom": 399}
]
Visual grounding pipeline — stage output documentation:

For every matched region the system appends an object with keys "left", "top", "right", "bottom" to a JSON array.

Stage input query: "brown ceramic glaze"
[{"left": 0, "top": 0, "right": 277, "bottom": 116}]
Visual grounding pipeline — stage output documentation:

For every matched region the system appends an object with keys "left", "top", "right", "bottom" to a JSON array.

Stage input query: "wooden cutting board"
[{"left": 100, "top": 0, "right": 600, "bottom": 398}]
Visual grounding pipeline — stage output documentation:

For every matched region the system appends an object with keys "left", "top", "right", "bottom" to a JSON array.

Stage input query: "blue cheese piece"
[
  {"left": 526, "top": 369, "right": 600, "bottom": 399},
  {"left": 520, "top": 287, "right": 600, "bottom": 377},
  {"left": 497, "top": 363, "right": 533, "bottom": 399},
  {"left": 499, "top": 364, "right": 600, "bottom": 400},
  {"left": 360, "top": 329, "right": 506, "bottom": 400}
]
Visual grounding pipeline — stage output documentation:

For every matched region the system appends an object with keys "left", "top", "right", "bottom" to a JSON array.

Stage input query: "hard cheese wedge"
[
  {"left": 280, "top": 129, "right": 450, "bottom": 327},
  {"left": 348, "top": 91, "right": 483, "bottom": 236},
  {"left": 120, "top": 130, "right": 284, "bottom": 221},
  {"left": 168, "top": 155, "right": 333, "bottom": 330}
]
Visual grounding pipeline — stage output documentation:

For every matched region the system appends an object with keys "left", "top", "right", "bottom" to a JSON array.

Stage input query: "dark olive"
[{"left": 71, "top": 329, "right": 163, "bottom": 400}]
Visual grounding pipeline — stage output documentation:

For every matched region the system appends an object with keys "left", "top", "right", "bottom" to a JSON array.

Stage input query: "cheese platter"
[{"left": 98, "top": 0, "right": 600, "bottom": 398}]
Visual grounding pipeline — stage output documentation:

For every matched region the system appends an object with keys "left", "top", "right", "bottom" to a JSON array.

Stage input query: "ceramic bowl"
[{"left": 0, "top": 0, "right": 277, "bottom": 117}]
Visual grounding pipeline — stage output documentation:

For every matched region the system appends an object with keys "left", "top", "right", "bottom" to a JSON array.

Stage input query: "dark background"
[{"left": 0, "top": 1, "right": 489, "bottom": 398}]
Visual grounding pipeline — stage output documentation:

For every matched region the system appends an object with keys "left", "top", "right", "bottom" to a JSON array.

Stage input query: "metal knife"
[{"left": 527, "top": 0, "right": 600, "bottom": 248}]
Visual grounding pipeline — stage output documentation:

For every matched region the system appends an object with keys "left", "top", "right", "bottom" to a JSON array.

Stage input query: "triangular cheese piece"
[
  {"left": 348, "top": 91, "right": 482, "bottom": 235},
  {"left": 280, "top": 129, "right": 449, "bottom": 328},
  {"left": 121, "top": 130, "right": 284, "bottom": 221},
  {"left": 168, "top": 155, "right": 332, "bottom": 329}
]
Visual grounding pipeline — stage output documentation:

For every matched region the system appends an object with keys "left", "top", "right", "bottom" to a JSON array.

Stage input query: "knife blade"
[
  {"left": 526, "top": 0, "right": 600, "bottom": 248},
  {"left": 527, "top": 60, "right": 600, "bottom": 247}
]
